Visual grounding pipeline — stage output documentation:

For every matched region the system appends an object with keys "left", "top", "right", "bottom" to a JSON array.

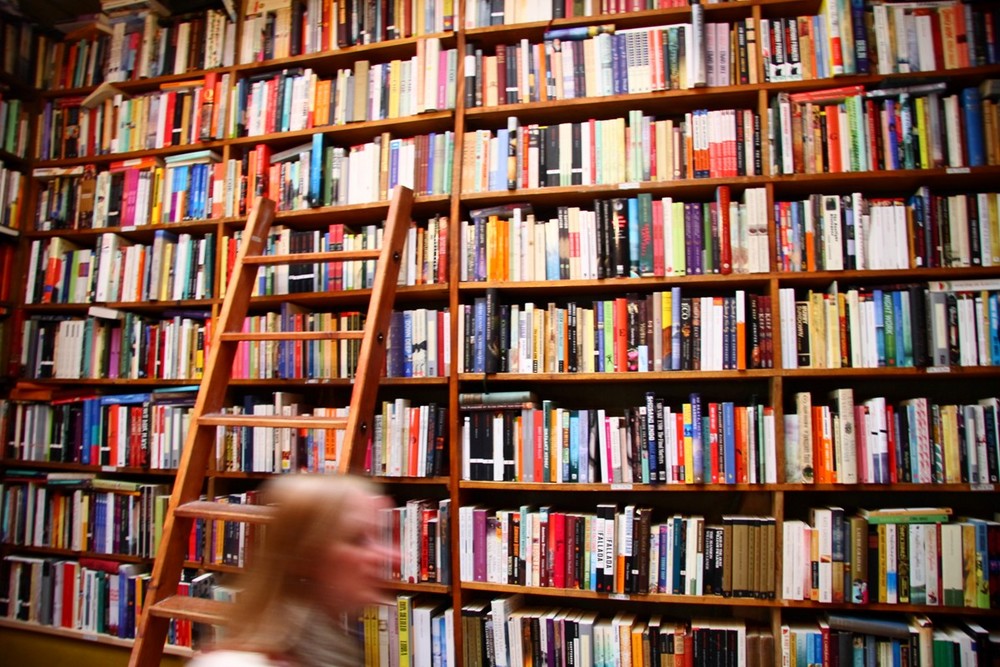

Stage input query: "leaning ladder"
[{"left": 129, "top": 186, "right": 414, "bottom": 666}]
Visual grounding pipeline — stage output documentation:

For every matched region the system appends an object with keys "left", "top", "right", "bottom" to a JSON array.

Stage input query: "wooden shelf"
[
  {"left": 461, "top": 581, "right": 775, "bottom": 606},
  {"left": 0, "top": 618, "right": 194, "bottom": 657}
]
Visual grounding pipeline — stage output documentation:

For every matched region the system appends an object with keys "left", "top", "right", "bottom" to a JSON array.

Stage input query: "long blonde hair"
[{"left": 213, "top": 474, "right": 379, "bottom": 658}]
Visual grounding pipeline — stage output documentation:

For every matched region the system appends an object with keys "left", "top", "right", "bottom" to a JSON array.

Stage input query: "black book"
[
  {"left": 484, "top": 287, "right": 500, "bottom": 374},
  {"left": 611, "top": 198, "right": 630, "bottom": 278}
]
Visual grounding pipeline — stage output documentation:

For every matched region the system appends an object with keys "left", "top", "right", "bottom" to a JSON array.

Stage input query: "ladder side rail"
[{"left": 339, "top": 185, "right": 414, "bottom": 473}]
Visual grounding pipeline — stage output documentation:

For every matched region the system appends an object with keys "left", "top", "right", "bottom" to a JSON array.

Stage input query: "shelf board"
[
  {"left": 228, "top": 376, "right": 449, "bottom": 387},
  {"left": 34, "top": 139, "right": 228, "bottom": 168},
  {"left": 370, "top": 475, "right": 451, "bottom": 486},
  {"left": 459, "top": 370, "right": 775, "bottom": 382},
  {"left": 14, "top": 377, "right": 203, "bottom": 387},
  {"left": 233, "top": 32, "right": 457, "bottom": 77},
  {"left": 1, "top": 460, "right": 176, "bottom": 477},
  {"left": 228, "top": 111, "right": 454, "bottom": 151},
  {"left": 464, "top": 0, "right": 762, "bottom": 48},
  {"left": 459, "top": 274, "right": 772, "bottom": 296},
  {"left": 460, "top": 176, "right": 769, "bottom": 208},
  {"left": 0, "top": 544, "right": 149, "bottom": 563},
  {"left": 778, "top": 600, "right": 1000, "bottom": 616},
  {"left": 460, "top": 481, "right": 774, "bottom": 492},
  {"left": 245, "top": 283, "right": 449, "bottom": 310},
  {"left": 383, "top": 580, "right": 451, "bottom": 595},
  {"left": 460, "top": 581, "right": 773, "bottom": 606},
  {"left": 783, "top": 366, "right": 1000, "bottom": 379},
  {"left": 775, "top": 483, "right": 996, "bottom": 493},
  {"left": 774, "top": 266, "right": 1000, "bottom": 286},
  {"left": 26, "top": 219, "right": 224, "bottom": 241},
  {"left": 22, "top": 300, "right": 215, "bottom": 314},
  {"left": 263, "top": 194, "right": 451, "bottom": 227},
  {"left": 0, "top": 618, "right": 194, "bottom": 657}
]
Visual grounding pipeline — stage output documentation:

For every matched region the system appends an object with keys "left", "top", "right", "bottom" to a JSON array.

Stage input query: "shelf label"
[
  {"left": 102, "top": 465, "right": 115, "bottom": 472},
  {"left": 82, "top": 633, "right": 98, "bottom": 642},
  {"left": 926, "top": 366, "right": 951, "bottom": 373},
  {"left": 609, "top": 593, "right": 630, "bottom": 600},
  {"left": 971, "top": 483, "right": 995, "bottom": 492},
  {"left": 610, "top": 483, "right": 633, "bottom": 490},
  {"left": 618, "top": 182, "right": 640, "bottom": 190},
  {"left": 946, "top": 167, "right": 971, "bottom": 174}
]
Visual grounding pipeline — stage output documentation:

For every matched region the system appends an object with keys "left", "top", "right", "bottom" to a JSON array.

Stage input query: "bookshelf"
[{"left": 2, "top": 0, "right": 1000, "bottom": 665}]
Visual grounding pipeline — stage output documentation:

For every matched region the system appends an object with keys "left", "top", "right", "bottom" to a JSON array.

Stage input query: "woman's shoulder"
[{"left": 187, "top": 650, "right": 290, "bottom": 667}]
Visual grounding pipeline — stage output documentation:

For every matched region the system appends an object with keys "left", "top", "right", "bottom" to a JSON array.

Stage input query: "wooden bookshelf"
[{"left": 3, "top": 0, "right": 1000, "bottom": 664}]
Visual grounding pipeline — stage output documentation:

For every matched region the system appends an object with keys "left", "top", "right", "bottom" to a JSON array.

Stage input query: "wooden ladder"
[{"left": 128, "top": 186, "right": 414, "bottom": 667}]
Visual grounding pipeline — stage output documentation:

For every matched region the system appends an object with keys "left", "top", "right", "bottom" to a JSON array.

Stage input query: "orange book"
[
  {"left": 734, "top": 405, "right": 748, "bottom": 483},
  {"left": 408, "top": 407, "right": 421, "bottom": 476},
  {"left": 824, "top": 104, "right": 842, "bottom": 173}
]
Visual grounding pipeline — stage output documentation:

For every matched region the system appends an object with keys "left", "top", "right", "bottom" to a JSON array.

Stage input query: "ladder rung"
[
  {"left": 174, "top": 500, "right": 276, "bottom": 523},
  {"left": 199, "top": 414, "right": 349, "bottom": 429},
  {"left": 219, "top": 331, "right": 364, "bottom": 342},
  {"left": 149, "top": 595, "right": 231, "bottom": 626},
  {"left": 244, "top": 249, "right": 381, "bottom": 266}
]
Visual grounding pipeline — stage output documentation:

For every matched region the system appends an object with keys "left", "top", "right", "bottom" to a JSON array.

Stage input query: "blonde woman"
[{"left": 188, "top": 474, "right": 394, "bottom": 667}]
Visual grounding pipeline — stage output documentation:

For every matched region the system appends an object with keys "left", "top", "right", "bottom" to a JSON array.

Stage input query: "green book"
[{"left": 858, "top": 507, "right": 952, "bottom": 524}]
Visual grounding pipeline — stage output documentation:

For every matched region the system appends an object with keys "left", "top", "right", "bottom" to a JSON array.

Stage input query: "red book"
[
  {"left": 717, "top": 185, "right": 732, "bottom": 274},
  {"left": 614, "top": 297, "right": 629, "bottom": 372},
  {"left": 709, "top": 402, "right": 720, "bottom": 483},
  {"left": 533, "top": 410, "right": 545, "bottom": 483},
  {"left": 885, "top": 403, "right": 898, "bottom": 483},
  {"left": 162, "top": 91, "right": 177, "bottom": 147},
  {"left": 60, "top": 561, "right": 78, "bottom": 627},
  {"left": 437, "top": 217, "right": 448, "bottom": 284},
  {"left": 551, "top": 511, "right": 566, "bottom": 588},
  {"left": 652, "top": 199, "right": 665, "bottom": 276}
]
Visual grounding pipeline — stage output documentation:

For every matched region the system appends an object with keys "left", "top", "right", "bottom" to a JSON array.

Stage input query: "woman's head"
[{"left": 217, "top": 474, "right": 394, "bottom": 654}]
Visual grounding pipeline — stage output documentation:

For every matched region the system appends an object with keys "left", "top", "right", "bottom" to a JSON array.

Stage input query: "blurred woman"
[{"left": 188, "top": 474, "right": 394, "bottom": 667}]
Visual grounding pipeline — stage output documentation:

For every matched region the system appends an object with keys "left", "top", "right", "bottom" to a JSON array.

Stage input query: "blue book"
[
  {"left": 962, "top": 87, "right": 986, "bottom": 167},
  {"left": 885, "top": 100, "right": 899, "bottom": 170},
  {"left": 568, "top": 411, "right": 579, "bottom": 482},
  {"left": 492, "top": 129, "right": 509, "bottom": 191},
  {"left": 722, "top": 401, "right": 736, "bottom": 484},
  {"left": 309, "top": 133, "right": 323, "bottom": 206},
  {"left": 657, "top": 525, "right": 668, "bottom": 592},
  {"left": 388, "top": 138, "right": 401, "bottom": 191},
  {"left": 281, "top": 74, "right": 293, "bottom": 131},
  {"left": 990, "top": 293, "right": 1000, "bottom": 364},
  {"left": 892, "top": 291, "right": 906, "bottom": 367},
  {"left": 472, "top": 299, "right": 485, "bottom": 373},
  {"left": 612, "top": 34, "right": 626, "bottom": 96},
  {"left": 627, "top": 197, "right": 641, "bottom": 277},
  {"left": 404, "top": 310, "right": 415, "bottom": 377},
  {"left": 645, "top": 392, "right": 658, "bottom": 484},
  {"left": 872, "top": 289, "right": 886, "bottom": 366},
  {"left": 671, "top": 516, "right": 684, "bottom": 594}
]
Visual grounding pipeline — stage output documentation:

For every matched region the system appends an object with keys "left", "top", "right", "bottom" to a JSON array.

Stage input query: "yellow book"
[
  {"left": 149, "top": 166, "right": 164, "bottom": 225},
  {"left": 683, "top": 401, "right": 695, "bottom": 483},
  {"left": 941, "top": 405, "right": 961, "bottom": 483},
  {"left": 388, "top": 61, "right": 402, "bottom": 118},
  {"left": 962, "top": 523, "right": 977, "bottom": 607},
  {"left": 396, "top": 594, "right": 412, "bottom": 667},
  {"left": 915, "top": 96, "right": 930, "bottom": 169},
  {"left": 661, "top": 289, "right": 673, "bottom": 368}
]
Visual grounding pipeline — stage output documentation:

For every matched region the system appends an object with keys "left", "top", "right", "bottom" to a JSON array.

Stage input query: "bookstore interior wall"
[{"left": 2, "top": 0, "right": 1000, "bottom": 665}]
